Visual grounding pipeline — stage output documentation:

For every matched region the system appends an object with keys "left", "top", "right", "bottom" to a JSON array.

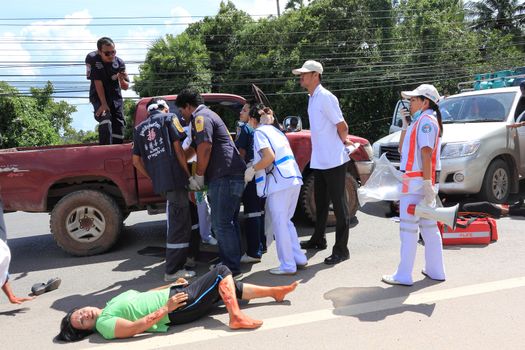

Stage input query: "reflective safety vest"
[
  {"left": 401, "top": 113, "right": 440, "bottom": 193},
  {"left": 253, "top": 125, "right": 302, "bottom": 197}
]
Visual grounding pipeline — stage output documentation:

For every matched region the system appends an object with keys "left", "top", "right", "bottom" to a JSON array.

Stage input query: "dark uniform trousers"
[
  {"left": 310, "top": 162, "right": 350, "bottom": 258},
  {"left": 168, "top": 265, "right": 243, "bottom": 325},
  {"left": 165, "top": 189, "right": 192, "bottom": 274},
  {"left": 188, "top": 201, "right": 201, "bottom": 260},
  {"left": 93, "top": 100, "right": 125, "bottom": 145},
  {"left": 242, "top": 179, "right": 266, "bottom": 257}
]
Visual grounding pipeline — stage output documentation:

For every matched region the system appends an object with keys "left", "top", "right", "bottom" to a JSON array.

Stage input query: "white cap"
[
  {"left": 0, "top": 239, "right": 11, "bottom": 287},
  {"left": 292, "top": 60, "right": 323, "bottom": 75},
  {"left": 401, "top": 84, "right": 441, "bottom": 104}
]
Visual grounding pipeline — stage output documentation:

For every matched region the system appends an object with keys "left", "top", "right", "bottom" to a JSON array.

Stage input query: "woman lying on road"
[{"left": 57, "top": 265, "right": 298, "bottom": 342}]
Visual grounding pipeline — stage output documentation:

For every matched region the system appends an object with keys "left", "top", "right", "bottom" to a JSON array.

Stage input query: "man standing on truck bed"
[
  {"left": 292, "top": 60, "right": 352, "bottom": 265},
  {"left": 85, "top": 37, "right": 129, "bottom": 145},
  {"left": 176, "top": 88, "right": 246, "bottom": 279},
  {"left": 132, "top": 98, "right": 196, "bottom": 281}
]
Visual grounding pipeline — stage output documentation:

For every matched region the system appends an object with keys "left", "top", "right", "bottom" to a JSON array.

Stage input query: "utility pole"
[{"left": 276, "top": 0, "right": 281, "bottom": 17}]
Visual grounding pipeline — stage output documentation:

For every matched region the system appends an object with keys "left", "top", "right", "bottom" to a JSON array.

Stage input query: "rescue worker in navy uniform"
[
  {"left": 85, "top": 37, "right": 129, "bottom": 145},
  {"left": 236, "top": 100, "right": 266, "bottom": 263},
  {"left": 175, "top": 88, "right": 246, "bottom": 279},
  {"left": 132, "top": 98, "right": 196, "bottom": 281},
  {"left": 382, "top": 84, "right": 446, "bottom": 286}
]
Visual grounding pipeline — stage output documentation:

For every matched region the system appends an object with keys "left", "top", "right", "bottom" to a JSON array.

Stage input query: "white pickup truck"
[{"left": 372, "top": 86, "right": 525, "bottom": 203}]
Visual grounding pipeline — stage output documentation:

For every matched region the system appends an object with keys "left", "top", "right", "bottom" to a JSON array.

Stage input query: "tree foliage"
[
  {"left": 0, "top": 82, "right": 77, "bottom": 148},
  {"left": 133, "top": 33, "right": 212, "bottom": 97},
  {"left": 134, "top": 0, "right": 525, "bottom": 142}
]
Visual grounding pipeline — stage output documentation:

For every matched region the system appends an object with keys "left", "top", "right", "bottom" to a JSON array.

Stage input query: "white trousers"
[
  {"left": 196, "top": 193, "right": 212, "bottom": 241},
  {"left": 267, "top": 185, "right": 307, "bottom": 272},
  {"left": 393, "top": 193, "right": 446, "bottom": 284}
]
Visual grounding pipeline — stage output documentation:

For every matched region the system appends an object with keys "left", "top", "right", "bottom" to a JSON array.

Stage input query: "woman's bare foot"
[
  {"left": 273, "top": 281, "right": 299, "bottom": 302},
  {"left": 229, "top": 313, "right": 263, "bottom": 329}
]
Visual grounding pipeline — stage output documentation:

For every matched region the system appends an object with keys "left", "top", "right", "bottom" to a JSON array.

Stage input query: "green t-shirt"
[{"left": 95, "top": 288, "right": 171, "bottom": 339}]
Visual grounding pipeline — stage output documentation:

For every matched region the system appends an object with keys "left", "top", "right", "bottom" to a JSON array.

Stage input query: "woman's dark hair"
[
  {"left": 427, "top": 99, "right": 443, "bottom": 137},
  {"left": 248, "top": 103, "right": 284, "bottom": 131},
  {"left": 56, "top": 308, "right": 94, "bottom": 342},
  {"left": 248, "top": 103, "right": 266, "bottom": 122}
]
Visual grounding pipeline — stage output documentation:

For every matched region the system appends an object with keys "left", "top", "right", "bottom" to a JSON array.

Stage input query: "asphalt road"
[{"left": 1, "top": 202, "right": 525, "bottom": 350}]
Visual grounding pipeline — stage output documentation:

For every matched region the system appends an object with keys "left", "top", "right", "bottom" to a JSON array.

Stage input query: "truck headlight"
[
  {"left": 363, "top": 143, "right": 374, "bottom": 160},
  {"left": 441, "top": 140, "right": 481, "bottom": 159}
]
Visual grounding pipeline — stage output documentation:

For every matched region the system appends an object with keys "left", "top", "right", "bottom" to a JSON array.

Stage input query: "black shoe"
[
  {"left": 300, "top": 240, "right": 327, "bottom": 250},
  {"left": 324, "top": 254, "right": 349, "bottom": 265}
]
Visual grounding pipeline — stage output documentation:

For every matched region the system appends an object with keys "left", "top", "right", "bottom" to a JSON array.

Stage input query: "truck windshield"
[{"left": 439, "top": 92, "right": 515, "bottom": 124}]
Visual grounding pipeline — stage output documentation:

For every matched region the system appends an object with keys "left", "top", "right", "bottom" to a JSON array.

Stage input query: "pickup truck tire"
[
  {"left": 480, "top": 159, "right": 510, "bottom": 203},
  {"left": 300, "top": 172, "right": 359, "bottom": 226},
  {"left": 50, "top": 190, "right": 123, "bottom": 256}
]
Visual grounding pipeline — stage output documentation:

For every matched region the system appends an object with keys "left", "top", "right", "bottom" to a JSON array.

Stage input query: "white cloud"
[
  {"left": 0, "top": 32, "right": 38, "bottom": 86},
  {"left": 21, "top": 9, "right": 96, "bottom": 63},
  {"left": 233, "top": 0, "right": 285, "bottom": 17},
  {"left": 164, "top": 6, "right": 196, "bottom": 34}
]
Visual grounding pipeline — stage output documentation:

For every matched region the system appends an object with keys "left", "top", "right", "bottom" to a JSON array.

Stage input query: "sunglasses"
[{"left": 102, "top": 50, "right": 116, "bottom": 57}]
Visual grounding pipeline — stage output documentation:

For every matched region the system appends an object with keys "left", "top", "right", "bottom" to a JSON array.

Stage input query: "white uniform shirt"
[
  {"left": 307, "top": 84, "right": 349, "bottom": 170},
  {"left": 253, "top": 125, "right": 302, "bottom": 196},
  {"left": 399, "top": 110, "right": 441, "bottom": 194}
]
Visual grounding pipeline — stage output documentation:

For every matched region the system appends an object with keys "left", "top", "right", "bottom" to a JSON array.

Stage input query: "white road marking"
[{"left": 87, "top": 276, "right": 525, "bottom": 350}]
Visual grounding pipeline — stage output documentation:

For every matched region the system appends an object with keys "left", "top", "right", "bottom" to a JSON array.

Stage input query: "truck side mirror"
[{"left": 283, "top": 116, "right": 302, "bottom": 132}]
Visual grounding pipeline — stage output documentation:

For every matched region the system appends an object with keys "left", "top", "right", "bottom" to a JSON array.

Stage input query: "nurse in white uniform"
[
  {"left": 382, "top": 84, "right": 446, "bottom": 286},
  {"left": 244, "top": 104, "right": 308, "bottom": 275}
]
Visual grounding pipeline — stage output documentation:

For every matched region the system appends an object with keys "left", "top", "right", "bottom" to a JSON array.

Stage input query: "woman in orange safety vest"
[{"left": 382, "top": 84, "right": 446, "bottom": 286}]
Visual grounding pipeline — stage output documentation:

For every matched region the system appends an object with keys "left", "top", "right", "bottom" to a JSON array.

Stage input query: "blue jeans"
[{"left": 207, "top": 175, "right": 244, "bottom": 275}]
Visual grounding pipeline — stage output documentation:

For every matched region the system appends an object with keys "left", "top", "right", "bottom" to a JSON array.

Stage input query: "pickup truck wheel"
[
  {"left": 50, "top": 190, "right": 123, "bottom": 256},
  {"left": 480, "top": 159, "right": 510, "bottom": 203},
  {"left": 300, "top": 172, "right": 359, "bottom": 226}
]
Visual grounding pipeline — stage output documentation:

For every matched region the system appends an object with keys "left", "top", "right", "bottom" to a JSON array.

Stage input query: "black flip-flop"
[{"left": 31, "top": 277, "right": 61, "bottom": 296}]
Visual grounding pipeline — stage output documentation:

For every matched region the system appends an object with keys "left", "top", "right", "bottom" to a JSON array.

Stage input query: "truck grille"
[{"left": 380, "top": 145, "right": 401, "bottom": 162}]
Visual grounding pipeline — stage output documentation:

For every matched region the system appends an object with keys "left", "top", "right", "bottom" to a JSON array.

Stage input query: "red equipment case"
[{"left": 438, "top": 216, "right": 498, "bottom": 245}]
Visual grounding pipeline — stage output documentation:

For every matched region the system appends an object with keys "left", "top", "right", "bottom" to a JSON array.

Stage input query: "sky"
[{"left": 0, "top": 0, "right": 288, "bottom": 131}]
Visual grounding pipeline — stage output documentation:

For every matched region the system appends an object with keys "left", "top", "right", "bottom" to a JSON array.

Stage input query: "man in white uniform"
[{"left": 292, "top": 60, "right": 352, "bottom": 265}]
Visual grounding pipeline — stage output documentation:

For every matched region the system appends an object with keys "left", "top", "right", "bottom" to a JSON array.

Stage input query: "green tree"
[
  {"left": 0, "top": 82, "right": 76, "bottom": 148},
  {"left": 467, "top": 0, "right": 525, "bottom": 32},
  {"left": 186, "top": 1, "right": 254, "bottom": 92},
  {"left": 133, "top": 33, "right": 212, "bottom": 97},
  {"left": 30, "top": 81, "right": 76, "bottom": 136},
  {"left": 123, "top": 99, "right": 137, "bottom": 140},
  {"left": 61, "top": 129, "right": 98, "bottom": 144},
  {"left": 285, "top": 0, "right": 306, "bottom": 10}
]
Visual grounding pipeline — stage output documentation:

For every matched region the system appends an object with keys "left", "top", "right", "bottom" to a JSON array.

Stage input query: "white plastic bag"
[{"left": 357, "top": 153, "right": 404, "bottom": 206}]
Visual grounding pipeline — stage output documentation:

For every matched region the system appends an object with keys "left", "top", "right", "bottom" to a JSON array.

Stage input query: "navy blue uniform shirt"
[
  {"left": 235, "top": 122, "right": 254, "bottom": 162},
  {"left": 85, "top": 51, "right": 126, "bottom": 106},
  {"left": 133, "top": 110, "right": 189, "bottom": 193},
  {"left": 191, "top": 105, "right": 246, "bottom": 181}
]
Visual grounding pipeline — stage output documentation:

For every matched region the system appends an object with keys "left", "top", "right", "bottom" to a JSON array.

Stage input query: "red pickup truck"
[{"left": 0, "top": 93, "right": 374, "bottom": 256}]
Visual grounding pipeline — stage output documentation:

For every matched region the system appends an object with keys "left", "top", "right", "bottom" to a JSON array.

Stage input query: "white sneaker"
[
  {"left": 269, "top": 267, "right": 296, "bottom": 275},
  {"left": 164, "top": 269, "right": 196, "bottom": 282},
  {"left": 240, "top": 253, "right": 261, "bottom": 264},
  {"left": 184, "top": 257, "right": 196, "bottom": 268},
  {"left": 203, "top": 236, "right": 218, "bottom": 245},
  {"left": 381, "top": 274, "right": 412, "bottom": 286}
]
